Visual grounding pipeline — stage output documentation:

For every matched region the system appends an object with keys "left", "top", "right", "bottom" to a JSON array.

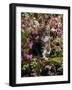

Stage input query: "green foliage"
[
  {"left": 30, "top": 60, "right": 40, "bottom": 76},
  {"left": 21, "top": 30, "right": 29, "bottom": 48},
  {"left": 21, "top": 57, "right": 63, "bottom": 76},
  {"left": 50, "top": 30, "right": 57, "bottom": 39},
  {"left": 46, "top": 57, "right": 63, "bottom": 65},
  {"left": 49, "top": 49, "right": 63, "bottom": 57}
]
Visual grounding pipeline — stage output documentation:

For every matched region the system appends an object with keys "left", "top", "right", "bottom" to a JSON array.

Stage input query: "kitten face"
[
  {"left": 42, "top": 36, "right": 50, "bottom": 43},
  {"left": 40, "top": 29, "right": 50, "bottom": 46}
]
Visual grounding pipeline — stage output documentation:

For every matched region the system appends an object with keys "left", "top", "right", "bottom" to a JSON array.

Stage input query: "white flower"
[{"left": 51, "top": 28, "right": 56, "bottom": 31}]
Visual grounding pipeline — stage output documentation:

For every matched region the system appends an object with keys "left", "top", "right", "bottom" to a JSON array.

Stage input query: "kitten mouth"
[{"left": 42, "top": 36, "right": 50, "bottom": 42}]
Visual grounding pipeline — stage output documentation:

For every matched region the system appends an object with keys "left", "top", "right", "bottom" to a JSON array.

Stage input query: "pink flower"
[
  {"left": 56, "top": 28, "right": 62, "bottom": 32},
  {"left": 28, "top": 41, "right": 33, "bottom": 48},
  {"left": 49, "top": 16, "right": 58, "bottom": 28},
  {"left": 57, "top": 22, "right": 62, "bottom": 28},
  {"left": 24, "top": 53, "right": 32, "bottom": 61},
  {"left": 26, "top": 54, "right": 32, "bottom": 60}
]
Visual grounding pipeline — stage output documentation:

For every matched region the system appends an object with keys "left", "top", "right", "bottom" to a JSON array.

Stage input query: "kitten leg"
[{"left": 42, "top": 49, "right": 48, "bottom": 61}]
